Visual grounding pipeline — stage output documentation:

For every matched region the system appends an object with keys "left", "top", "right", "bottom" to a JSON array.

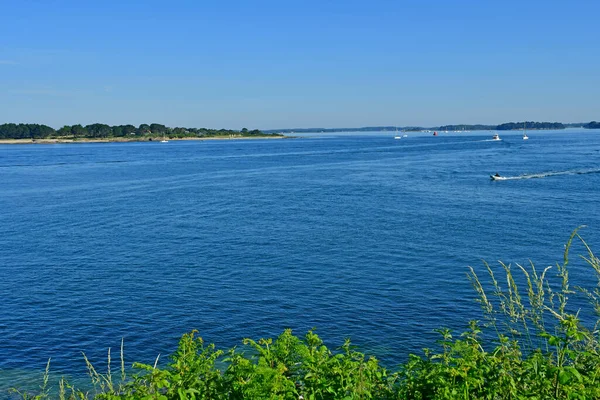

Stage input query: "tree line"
[
  {"left": 0, "top": 123, "right": 276, "bottom": 140},
  {"left": 441, "top": 121, "right": 600, "bottom": 130},
  {"left": 586, "top": 121, "right": 600, "bottom": 129},
  {"left": 437, "top": 124, "right": 496, "bottom": 131},
  {"left": 496, "top": 121, "right": 565, "bottom": 130},
  {"left": 438, "top": 122, "right": 567, "bottom": 131}
]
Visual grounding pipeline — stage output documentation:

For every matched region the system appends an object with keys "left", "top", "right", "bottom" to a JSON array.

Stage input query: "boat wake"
[{"left": 492, "top": 168, "right": 600, "bottom": 180}]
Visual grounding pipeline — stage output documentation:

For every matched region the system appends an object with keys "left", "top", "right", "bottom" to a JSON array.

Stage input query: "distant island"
[
  {"left": 438, "top": 121, "right": 566, "bottom": 131},
  {"left": 264, "top": 120, "right": 600, "bottom": 134},
  {"left": 0, "top": 123, "right": 282, "bottom": 142},
  {"left": 587, "top": 121, "right": 600, "bottom": 129}
]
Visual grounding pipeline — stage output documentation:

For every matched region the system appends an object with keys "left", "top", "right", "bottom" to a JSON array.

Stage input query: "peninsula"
[{"left": 0, "top": 123, "right": 283, "bottom": 143}]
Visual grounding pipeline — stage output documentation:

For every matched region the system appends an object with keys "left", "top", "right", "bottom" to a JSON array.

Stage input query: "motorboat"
[{"left": 492, "top": 133, "right": 501, "bottom": 141}]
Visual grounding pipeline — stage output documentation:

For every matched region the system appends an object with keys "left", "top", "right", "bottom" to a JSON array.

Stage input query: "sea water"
[{"left": 1, "top": 130, "right": 599, "bottom": 390}]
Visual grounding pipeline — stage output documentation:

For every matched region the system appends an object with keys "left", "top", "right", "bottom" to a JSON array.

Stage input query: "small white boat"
[
  {"left": 394, "top": 127, "right": 402, "bottom": 139},
  {"left": 523, "top": 133, "right": 529, "bottom": 140},
  {"left": 160, "top": 139, "right": 169, "bottom": 143},
  {"left": 492, "top": 133, "right": 501, "bottom": 141},
  {"left": 490, "top": 174, "right": 507, "bottom": 181}
]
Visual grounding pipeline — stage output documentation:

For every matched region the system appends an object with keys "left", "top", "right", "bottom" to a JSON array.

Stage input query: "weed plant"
[{"left": 10, "top": 228, "right": 600, "bottom": 399}]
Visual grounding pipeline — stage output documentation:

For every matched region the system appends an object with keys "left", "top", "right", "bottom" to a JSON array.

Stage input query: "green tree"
[
  {"left": 85, "top": 123, "right": 112, "bottom": 138},
  {"left": 71, "top": 124, "right": 87, "bottom": 137},
  {"left": 137, "top": 124, "right": 151, "bottom": 135},
  {"left": 27, "top": 124, "right": 55, "bottom": 139},
  {"left": 57, "top": 126, "right": 72, "bottom": 137},
  {"left": 122, "top": 124, "right": 136, "bottom": 136},
  {"left": 0, "top": 123, "right": 18, "bottom": 139},
  {"left": 150, "top": 123, "right": 167, "bottom": 135}
]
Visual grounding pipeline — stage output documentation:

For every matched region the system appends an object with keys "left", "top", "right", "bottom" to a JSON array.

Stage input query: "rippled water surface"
[{"left": 1, "top": 130, "right": 600, "bottom": 389}]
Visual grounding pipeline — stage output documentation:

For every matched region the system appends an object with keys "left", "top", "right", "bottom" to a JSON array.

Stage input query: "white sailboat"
[
  {"left": 523, "top": 122, "right": 529, "bottom": 140},
  {"left": 394, "top": 127, "right": 402, "bottom": 139}
]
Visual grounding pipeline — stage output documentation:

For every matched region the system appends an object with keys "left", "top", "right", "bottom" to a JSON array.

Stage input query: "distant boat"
[
  {"left": 394, "top": 127, "right": 402, "bottom": 139},
  {"left": 433, "top": 131, "right": 438, "bottom": 136},
  {"left": 490, "top": 174, "right": 507, "bottom": 181},
  {"left": 161, "top": 139, "right": 169, "bottom": 143},
  {"left": 523, "top": 122, "right": 529, "bottom": 140},
  {"left": 492, "top": 133, "right": 501, "bottom": 141}
]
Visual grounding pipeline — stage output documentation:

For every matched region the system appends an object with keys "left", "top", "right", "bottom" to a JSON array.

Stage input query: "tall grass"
[
  {"left": 9, "top": 228, "right": 600, "bottom": 399},
  {"left": 401, "top": 227, "right": 600, "bottom": 399}
]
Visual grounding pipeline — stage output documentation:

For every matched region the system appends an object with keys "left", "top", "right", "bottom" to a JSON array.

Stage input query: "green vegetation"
[
  {"left": 436, "top": 124, "right": 496, "bottom": 131},
  {"left": 0, "top": 123, "right": 279, "bottom": 140},
  {"left": 10, "top": 228, "right": 600, "bottom": 399},
  {"left": 496, "top": 121, "right": 565, "bottom": 130},
  {"left": 437, "top": 121, "right": 566, "bottom": 131}
]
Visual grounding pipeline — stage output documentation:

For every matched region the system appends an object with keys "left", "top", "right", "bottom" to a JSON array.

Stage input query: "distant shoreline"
[{"left": 0, "top": 136, "right": 288, "bottom": 145}]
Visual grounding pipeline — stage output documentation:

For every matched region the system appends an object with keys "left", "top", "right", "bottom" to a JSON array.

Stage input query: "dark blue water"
[{"left": 1, "top": 130, "right": 600, "bottom": 389}]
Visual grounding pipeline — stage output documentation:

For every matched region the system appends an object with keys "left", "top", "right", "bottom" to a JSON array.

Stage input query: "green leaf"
[
  {"left": 558, "top": 369, "right": 570, "bottom": 385},
  {"left": 566, "top": 366, "right": 583, "bottom": 383}
]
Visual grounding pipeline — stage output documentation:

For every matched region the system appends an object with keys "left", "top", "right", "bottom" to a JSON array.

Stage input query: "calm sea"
[{"left": 1, "top": 130, "right": 599, "bottom": 390}]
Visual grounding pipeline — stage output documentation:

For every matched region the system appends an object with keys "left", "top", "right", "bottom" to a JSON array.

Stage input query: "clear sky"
[{"left": 1, "top": 0, "right": 598, "bottom": 130}]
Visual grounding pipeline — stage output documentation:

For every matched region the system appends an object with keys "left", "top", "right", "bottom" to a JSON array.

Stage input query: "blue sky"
[{"left": 1, "top": 0, "right": 598, "bottom": 129}]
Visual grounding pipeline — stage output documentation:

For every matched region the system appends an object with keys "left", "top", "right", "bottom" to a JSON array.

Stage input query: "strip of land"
[
  {"left": 0, "top": 135, "right": 286, "bottom": 145},
  {"left": 0, "top": 123, "right": 284, "bottom": 143}
]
